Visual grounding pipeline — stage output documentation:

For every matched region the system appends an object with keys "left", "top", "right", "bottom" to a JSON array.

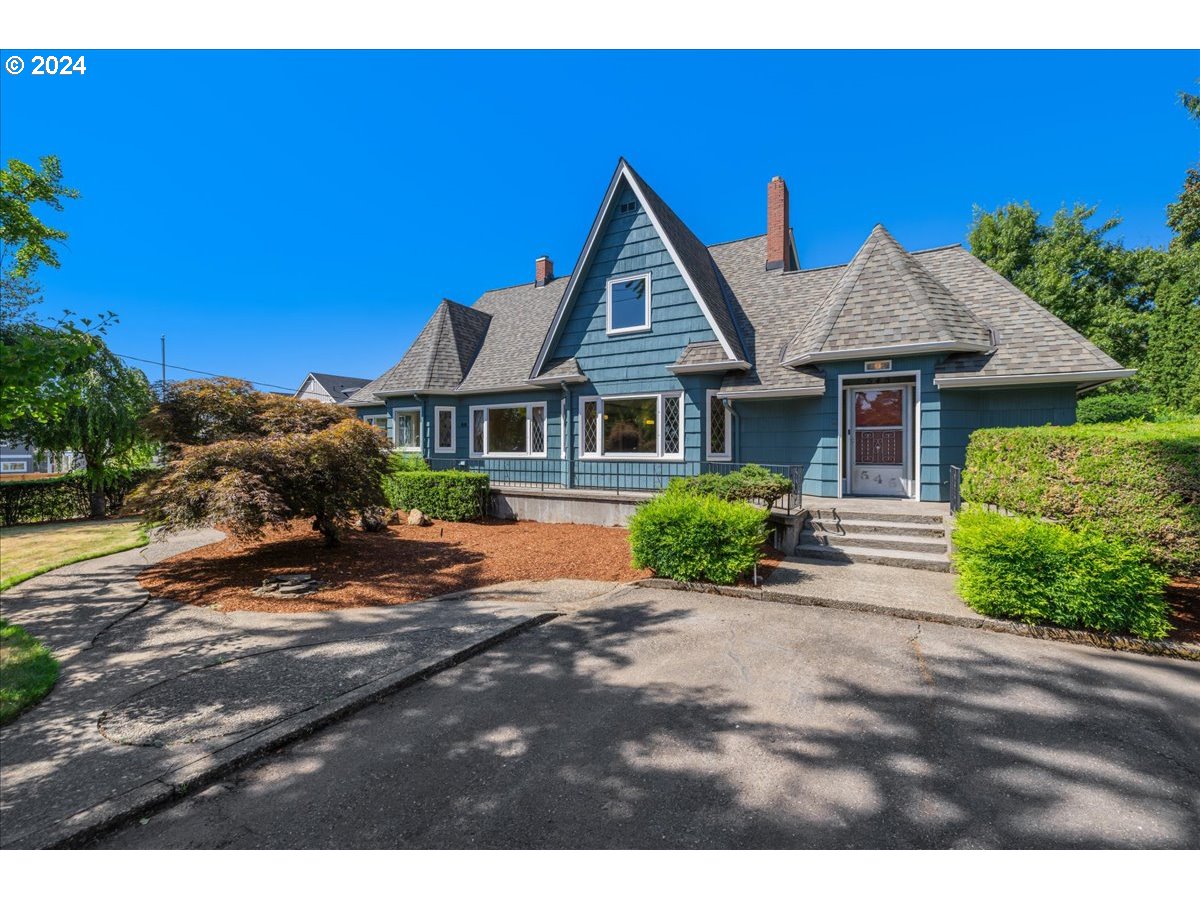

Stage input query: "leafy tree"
[
  {"left": 16, "top": 345, "right": 156, "bottom": 518},
  {"left": 136, "top": 379, "right": 389, "bottom": 546},
  {"left": 0, "top": 156, "right": 116, "bottom": 432},
  {"left": 1, "top": 155, "right": 80, "bottom": 321},
  {"left": 968, "top": 202, "right": 1147, "bottom": 365}
]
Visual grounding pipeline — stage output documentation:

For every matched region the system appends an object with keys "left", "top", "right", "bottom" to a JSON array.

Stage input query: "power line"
[{"left": 114, "top": 352, "right": 319, "bottom": 397}]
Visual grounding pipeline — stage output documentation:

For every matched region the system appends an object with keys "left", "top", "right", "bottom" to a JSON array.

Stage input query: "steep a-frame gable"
[{"left": 530, "top": 160, "right": 746, "bottom": 385}]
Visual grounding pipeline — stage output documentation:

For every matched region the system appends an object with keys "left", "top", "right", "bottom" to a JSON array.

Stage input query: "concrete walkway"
[
  {"left": 0, "top": 530, "right": 614, "bottom": 849},
  {"left": 767, "top": 556, "right": 980, "bottom": 621}
]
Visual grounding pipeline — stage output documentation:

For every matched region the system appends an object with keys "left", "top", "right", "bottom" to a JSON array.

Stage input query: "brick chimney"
[
  {"left": 766, "top": 176, "right": 794, "bottom": 272},
  {"left": 535, "top": 256, "right": 554, "bottom": 287}
]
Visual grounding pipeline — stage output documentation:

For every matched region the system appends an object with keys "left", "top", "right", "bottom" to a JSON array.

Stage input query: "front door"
[{"left": 848, "top": 385, "right": 910, "bottom": 497}]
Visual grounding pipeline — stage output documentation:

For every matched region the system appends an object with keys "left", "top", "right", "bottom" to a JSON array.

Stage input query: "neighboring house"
[
  {"left": 347, "top": 159, "right": 1130, "bottom": 504},
  {"left": 0, "top": 442, "right": 78, "bottom": 477},
  {"left": 294, "top": 372, "right": 371, "bottom": 404}
]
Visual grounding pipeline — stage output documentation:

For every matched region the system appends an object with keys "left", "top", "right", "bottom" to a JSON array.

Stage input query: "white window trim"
[
  {"left": 468, "top": 401, "right": 549, "bottom": 459},
  {"left": 705, "top": 389, "right": 732, "bottom": 461},
  {"left": 434, "top": 406, "right": 456, "bottom": 454},
  {"left": 605, "top": 272, "right": 652, "bottom": 336},
  {"left": 1, "top": 460, "right": 29, "bottom": 473},
  {"left": 578, "top": 392, "right": 684, "bottom": 461},
  {"left": 392, "top": 407, "right": 422, "bottom": 452}
]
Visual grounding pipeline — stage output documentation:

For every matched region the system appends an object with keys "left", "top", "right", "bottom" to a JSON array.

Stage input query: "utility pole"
[{"left": 160, "top": 335, "right": 167, "bottom": 399}]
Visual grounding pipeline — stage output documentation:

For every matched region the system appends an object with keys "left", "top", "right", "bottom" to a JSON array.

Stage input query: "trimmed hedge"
[
  {"left": 952, "top": 507, "right": 1172, "bottom": 640},
  {"left": 961, "top": 420, "right": 1200, "bottom": 575},
  {"left": 665, "top": 463, "right": 794, "bottom": 507},
  {"left": 629, "top": 493, "right": 768, "bottom": 585},
  {"left": 382, "top": 470, "right": 489, "bottom": 521},
  {"left": 1076, "top": 391, "right": 1157, "bottom": 424},
  {"left": 0, "top": 469, "right": 154, "bottom": 526}
]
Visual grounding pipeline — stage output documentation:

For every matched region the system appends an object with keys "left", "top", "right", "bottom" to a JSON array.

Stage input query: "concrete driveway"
[{"left": 95, "top": 587, "right": 1200, "bottom": 849}]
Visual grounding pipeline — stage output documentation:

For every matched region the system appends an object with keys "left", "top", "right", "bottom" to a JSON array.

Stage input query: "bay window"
[
  {"left": 580, "top": 393, "right": 682, "bottom": 459},
  {"left": 469, "top": 402, "right": 548, "bottom": 458}
]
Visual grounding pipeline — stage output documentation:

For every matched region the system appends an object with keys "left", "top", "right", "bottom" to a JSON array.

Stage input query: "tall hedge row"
[
  {"left": 961, "top": 420, "right": 1200, "bottom": 575},
  {"left": 0, "top": 470, "right": 155, "bottom": 526}
]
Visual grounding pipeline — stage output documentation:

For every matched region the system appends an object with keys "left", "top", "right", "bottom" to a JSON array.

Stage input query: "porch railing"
[
  {"left": 948, "top": 465, "right": 962, "bottom": 515},
  {"left": 427, "top": 457, "right": 804, "bottom": 516}
]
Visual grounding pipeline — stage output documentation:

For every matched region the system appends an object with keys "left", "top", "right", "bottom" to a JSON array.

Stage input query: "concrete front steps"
[{"left": 794, "top": 505, "right": 952, "bottom": 572}]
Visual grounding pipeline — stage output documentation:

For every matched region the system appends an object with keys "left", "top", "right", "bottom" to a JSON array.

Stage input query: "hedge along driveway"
[
  {"left": 0, "top": 519, "right": 149, "bottom": 591},
  {"left": 962, "top": 420, "right": 1200, "bottom": 575}
]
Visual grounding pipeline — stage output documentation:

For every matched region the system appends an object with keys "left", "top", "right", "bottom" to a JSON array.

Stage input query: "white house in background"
[
  {"left": 0, "top": 442, "right": 79, "bottom": 477},
  {"left": 294, "top": 372, "right": 371, "bottom": 404}
]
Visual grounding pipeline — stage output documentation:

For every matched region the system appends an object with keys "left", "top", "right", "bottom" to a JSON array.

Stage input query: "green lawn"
[
  {"left": 0, "top": 518, "right": 149, "bottom": 592},
  {"left": 0, "top": 619, "right": 59, "bottom": 725}
]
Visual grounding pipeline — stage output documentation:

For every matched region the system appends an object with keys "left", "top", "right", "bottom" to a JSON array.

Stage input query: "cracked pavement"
[
  {"left": 0, "top": 530, "right": 606, "bottom": 848},
  {"left": 94, "top": 586, "right": 1200, "bottom": 849}
]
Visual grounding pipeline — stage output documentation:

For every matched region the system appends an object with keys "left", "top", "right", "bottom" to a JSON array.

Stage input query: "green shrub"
[
  {"left": 629, "top": 493, "right": 768, "bottom": 585},
  {"left": 381, "top": 470, "right": 488, "bottom": 521},
  {"left": 1077, "top": 391, "right": 1156, "bottom": 424},
  {"left": 666, "top": 463, "right": 794, "bottom": 506},
  {"left": 0, "top": 468, "right": 155, "bottom": 526},
  {"left": 952, "top": 507, "right": 1172, "bottom": 639},
  {"left": 386, "top": 452, "right": 429, "bottom": 473},
  {"left": 961, "top": 420, "right": 1200, "bottom": 575}
]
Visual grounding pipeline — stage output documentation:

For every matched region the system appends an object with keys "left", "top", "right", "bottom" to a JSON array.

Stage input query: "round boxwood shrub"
[
  {"left": 952, "top": 507, "right": 1172, "bottom": 640},
  {"left": 629, "top": 492, "right": 768, "bottom": 585}
]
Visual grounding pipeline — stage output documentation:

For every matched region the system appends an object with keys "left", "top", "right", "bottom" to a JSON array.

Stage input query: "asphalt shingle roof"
[
  {"left": 301, "top": 372, "right": 371, "bottom": 402},
  {"left": 353, "top": 166, "right": 1126, "bottom": 403},
  {"left": 783, "top": 225, "right": 992, "bottom": 364}
]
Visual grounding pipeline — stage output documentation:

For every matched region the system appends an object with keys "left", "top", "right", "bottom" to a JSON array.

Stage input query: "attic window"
[
  {"left": 606, "top": 273, "right": 651, "bottom": 335},
  {"left": 620, "top": 200, "right": 638, "bottom": 214}
]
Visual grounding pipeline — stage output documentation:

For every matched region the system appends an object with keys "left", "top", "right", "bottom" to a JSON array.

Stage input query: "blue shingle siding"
[
  {"left": 551, "top": 188, "right": 719, "bottom": 404},
  {"left": 732, "top": 358, "right": 1076, "bottom": 501}
]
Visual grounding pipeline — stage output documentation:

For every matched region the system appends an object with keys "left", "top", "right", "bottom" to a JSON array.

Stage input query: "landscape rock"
[
  {"left": 408, "top": 509, "right": 431, "bottom": 527},
  {"left": 252, "top": 573, "right": 327, "bottom": 597}
]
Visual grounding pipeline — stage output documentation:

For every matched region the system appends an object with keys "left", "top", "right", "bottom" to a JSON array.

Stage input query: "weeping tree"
[
  {"left": 15, "top": 344, "right": 156, "bottom": 518},
  {"left": 135, "top": 378, "right": 390, "bottom": 546}
]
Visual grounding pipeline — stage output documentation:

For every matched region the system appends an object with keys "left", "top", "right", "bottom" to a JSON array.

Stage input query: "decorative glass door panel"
[{"left": 849, "top": 387, "right": 908, "bottom": 496}]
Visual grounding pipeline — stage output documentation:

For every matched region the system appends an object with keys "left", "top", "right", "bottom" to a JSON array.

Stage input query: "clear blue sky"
[{"left": 2, "top": 50, "right": 1196, "bottom": 391}]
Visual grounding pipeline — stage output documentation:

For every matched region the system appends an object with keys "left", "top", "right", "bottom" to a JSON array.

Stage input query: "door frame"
[{"left": 836, "top": 372, "right": 921, "bottom": 499}]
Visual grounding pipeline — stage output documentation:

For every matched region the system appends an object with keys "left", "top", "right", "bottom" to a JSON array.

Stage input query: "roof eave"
[
  {"left": 934, "top": 368, "right": 1137, "bottom": 390},
  {"left": 526, "top": 374, "right": 589, "bottom": 386},
  {"left": 666, "top": 360, "right": 752, "bottom": 375},
  {"left": 716, "top": 385, "right": 826, "bottom": 400},
  {"left": 783, "top": 340, "right": 993, "bottom": 368}
]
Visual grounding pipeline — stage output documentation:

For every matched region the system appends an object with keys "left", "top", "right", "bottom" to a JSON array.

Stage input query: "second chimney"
[
  {"left": 535, "top": 256, "right": 554, "bottom": 287},
  {"left": 766, "top": 176, "right": 794, "bottom": 272}
]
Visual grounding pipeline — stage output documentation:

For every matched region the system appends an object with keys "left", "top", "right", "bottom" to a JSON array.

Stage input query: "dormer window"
[{"left": 606, "top": 273, "right": 651, "bottom": 335}]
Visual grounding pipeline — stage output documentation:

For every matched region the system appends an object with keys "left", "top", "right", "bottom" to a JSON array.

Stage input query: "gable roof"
[
  {"left": 529, "top": 159, "right": 746, "bottom": 380},
  {"left": 781, "top": 224, "right": 993, "bottom": 366},
  {"left": 296, "top": 372, "right": 371, "bottom": 402},
  {"left": 351, "top": 162, "right": 1131, "bottom": 404},
  {"left": 346, "top": 299, "right": 491, "bottom": 402}
]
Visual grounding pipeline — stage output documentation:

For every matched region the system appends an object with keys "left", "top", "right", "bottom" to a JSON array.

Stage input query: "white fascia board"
[
  {"left": 783, "top": 340, "right": 993, "bottom": 367},
  {"left": 934, "top": 368, "right": 1137, "bottom": 389},
  {"left": 716, "top": 385, "right": 826, "bottom": 400},
  {"left": 530, "top": 161, "right": 739, "bottom": 379},
  {"left": 666, "top": 360, "right": 752, "bottom": 375}
]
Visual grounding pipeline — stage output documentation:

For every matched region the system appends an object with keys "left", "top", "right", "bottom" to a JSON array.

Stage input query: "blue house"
[{"left": 347, "top": 159, "right": 1131, "bottom": 516}]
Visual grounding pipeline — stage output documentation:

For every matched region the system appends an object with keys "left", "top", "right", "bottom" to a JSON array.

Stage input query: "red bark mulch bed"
[
  {"left": 141, "top": 518, "right": 655, "bottom": 613},
  {"left": 1166, "top": 577, "right": 1200, "bottom": 644}
]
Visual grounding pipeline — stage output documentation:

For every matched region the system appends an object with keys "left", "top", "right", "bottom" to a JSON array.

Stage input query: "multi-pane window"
[
  {"left": 394, "top": 410, "right": 421, "bottom": 450},
  {"left": 707, "top": 391, "right": 731, "bottom": 460},
  {"left": 662, "top": 395, "right": 681, "bottom": 456},
  {"left": 583, "top": 400, "right": 599, "bottom": 455},
  {"left": 435, "top": 407, "right": 455, "bottom": 453},
  {"left": 606, "top": 273, "right": 651, "bottom": 334},
  {"left": 580, "top": 393, "right": 683, "bottom": 459},
  {"left": 469, "top": 403, "right": 548, "bottom": 457}
]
